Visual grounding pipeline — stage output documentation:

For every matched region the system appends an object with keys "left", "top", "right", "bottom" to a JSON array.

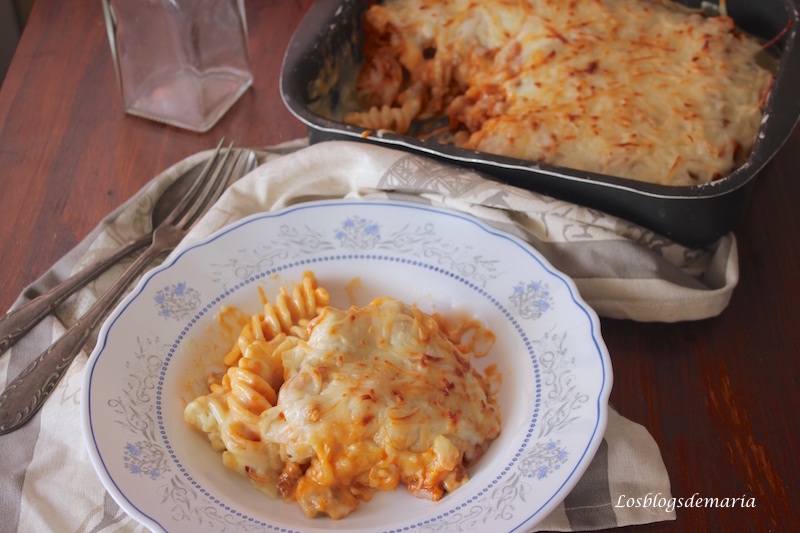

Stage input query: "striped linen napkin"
[{"left": 0, "top": 139, "right": 737, "bottom": 531}]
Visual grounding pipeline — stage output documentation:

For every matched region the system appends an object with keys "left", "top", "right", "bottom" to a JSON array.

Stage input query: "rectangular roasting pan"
[{"left": 280, "top": 0, "right": 800, "bottom": 248}]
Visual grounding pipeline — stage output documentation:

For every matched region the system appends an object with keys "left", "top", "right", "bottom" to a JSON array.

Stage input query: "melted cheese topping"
[
  {"left": 343, "top": 0, "right": 773, "bottom": 185},
  {"left": 185, "top": 274, "right": 501, "bottom": 520},
  {"left": 263, "top": 297, "right": 501, "bottom": 518}
]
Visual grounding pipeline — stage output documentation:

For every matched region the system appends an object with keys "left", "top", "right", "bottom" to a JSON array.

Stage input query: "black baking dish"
[{"left": 280, "top": 0, "right": 800, "bottom": 248}]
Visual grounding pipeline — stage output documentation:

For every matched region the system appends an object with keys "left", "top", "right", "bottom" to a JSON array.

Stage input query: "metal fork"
[{"left": 0, "top": 140, "right": 250, "bottom": 435}]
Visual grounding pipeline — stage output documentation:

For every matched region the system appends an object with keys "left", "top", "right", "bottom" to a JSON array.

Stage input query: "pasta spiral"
[
  {"left": 343, "top": 97, "right": 421, "bottom": 134},
  {"left": 184, "top": 272, "right": 330, "bottom": 494}
]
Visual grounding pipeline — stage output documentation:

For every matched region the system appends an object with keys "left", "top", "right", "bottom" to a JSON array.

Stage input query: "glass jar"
[{"left": 102, "top": 0, "right": 253, "bottom": 132}]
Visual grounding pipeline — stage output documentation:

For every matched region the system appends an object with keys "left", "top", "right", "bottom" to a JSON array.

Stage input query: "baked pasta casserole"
[
  {"left": 342, "top": 0, "right": 774, "bottom": 185},
  {"left": 184, "top": 272, "right": 502, "bottom": 519}
]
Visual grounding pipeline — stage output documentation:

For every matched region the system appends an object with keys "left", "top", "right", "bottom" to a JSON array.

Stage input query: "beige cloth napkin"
[{"left": 0, "top": 138, "right": 736, "bottom": 531}]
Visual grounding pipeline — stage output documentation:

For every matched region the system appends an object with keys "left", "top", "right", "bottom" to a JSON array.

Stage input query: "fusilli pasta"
[{"left": 184, "top": 272, "right": 502, "bottom": 519}]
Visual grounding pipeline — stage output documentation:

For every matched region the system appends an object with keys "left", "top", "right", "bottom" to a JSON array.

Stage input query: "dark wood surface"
[{"left": 1, "top": 0, "right": 798, "bottom": 530}]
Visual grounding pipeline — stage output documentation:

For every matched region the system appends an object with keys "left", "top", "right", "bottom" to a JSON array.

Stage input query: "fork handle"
[
  {"left": 0, "top": 242, "right": 165, "bottom": 435},
  {"left": 0, "top": 234, "right": 151, "bottom": 355}
]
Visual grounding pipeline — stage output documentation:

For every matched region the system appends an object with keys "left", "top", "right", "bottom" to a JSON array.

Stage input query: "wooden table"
[{"left": 1, "top": 0, "right": 798, "bottom": 530}]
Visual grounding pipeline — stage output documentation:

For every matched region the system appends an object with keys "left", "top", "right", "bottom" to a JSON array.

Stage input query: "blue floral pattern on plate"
[
  {"left": 123, "top": 441, "right": 166, "bottom": 480},
  {"left": 153, "top": 282, "right": 200, "bottom": 320},
  {"left": 510, "top": 280, "right": 554, "bottom": 319},
  {"left": 525, "top": 440, "right": 569, "bottom": 480},
  {"left": 335, "top": 215, "right": 381, "bottom": 247}
]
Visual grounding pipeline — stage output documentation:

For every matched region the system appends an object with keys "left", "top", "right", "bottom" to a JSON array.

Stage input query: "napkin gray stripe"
[
  {"left": 0, "top": 313, "right": 53, "bottom": 532},
  {"left": 87, "top": 492, "right": 129, "bottom": 533},
  {"left": 0, "top": 221, "right": 108, "bottom": 529},
  {"left": 562, "top": 439, "right": 617, "bottom": 529},
  {"left": 540, "top": 241, "right": 709, "bottom": 288}
]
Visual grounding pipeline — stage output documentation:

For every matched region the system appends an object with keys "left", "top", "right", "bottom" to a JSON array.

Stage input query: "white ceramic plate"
[{"left": 82, "top": 199, "right": 612, "bottom": 532}]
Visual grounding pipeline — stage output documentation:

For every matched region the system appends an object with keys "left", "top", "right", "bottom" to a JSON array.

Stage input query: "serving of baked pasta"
[{"left": 184, "top": 271, "right": 502, "bottom": 519}]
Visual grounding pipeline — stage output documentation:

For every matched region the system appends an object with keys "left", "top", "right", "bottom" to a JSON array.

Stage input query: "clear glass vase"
[{"left": 102, "top": 0, "right": 253, "bottom": 132}]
